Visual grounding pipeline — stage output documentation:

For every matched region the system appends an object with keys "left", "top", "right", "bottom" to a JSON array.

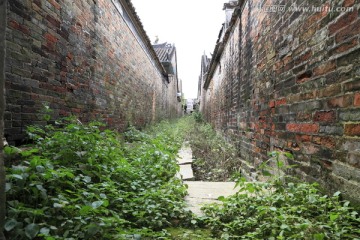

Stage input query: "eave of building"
[
  {"left": 204, "top": 1, "right": 246, "bottom": 90},
  {"left": 120, "top": 0, "right": 168, "bottom": 78},
  {"left": 153, "top": 43, "right": 178, "bottom": 79}
]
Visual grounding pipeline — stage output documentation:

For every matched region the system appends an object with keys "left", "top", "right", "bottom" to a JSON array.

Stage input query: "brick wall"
[
  {"left": 201, "top": 0, "right": 360, "bottom": 204},
  {"left": 0, "top": 0, "right": 7, "bottom": 237},
  {"left": 4, "top": 0, "right": 181, "bottom": 144},
  {"left": 167, "top": 75, "right": 182, "bottom": 118}
]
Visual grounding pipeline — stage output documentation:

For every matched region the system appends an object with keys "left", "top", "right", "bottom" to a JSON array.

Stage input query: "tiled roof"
[
  {"left": 122, "top": 0, "right": 167, "bottom": 76},
  {"left": 153, "top": 42, "right": 175, "bottom": 62}
]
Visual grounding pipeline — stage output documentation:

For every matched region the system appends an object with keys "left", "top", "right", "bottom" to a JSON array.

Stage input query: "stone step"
[
  {"left": 177, "top": 142, "right": 193, "bottom": 165},
  {"left": 184, "top": 181, "right": 238, "bottom": 216},
  {"left": 178, "top": 164, "right": 195, "bottom": 180},
  {"left": 176, "top": 142, "right": 240, "bottom": 216},
  {"left": 177, "top": 141, "right": 195, "bottom": 180}
]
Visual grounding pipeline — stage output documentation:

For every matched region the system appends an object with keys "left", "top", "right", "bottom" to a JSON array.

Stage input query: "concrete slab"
[
  {"left": 179, "top": 164, "right": 194, "bottom": 180},
  {"left": 177, "top": 142, "right": 193, "bottom": 165},
  {"left": 184, "top": 197, "right": 222, "bottom": 216},
  {"left": 184, "top": 181, "right": 239, "bottom": 216},
  {"left": 185, "top": 181, "right": 238, "bottom": 199},
  {"left": 176, "top": 142, "right": 241, "bottom": 216}
]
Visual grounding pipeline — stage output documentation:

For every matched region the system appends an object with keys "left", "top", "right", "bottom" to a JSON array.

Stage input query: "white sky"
[{"left": 131, "top": 0, "right": 227, "bottom": 99}]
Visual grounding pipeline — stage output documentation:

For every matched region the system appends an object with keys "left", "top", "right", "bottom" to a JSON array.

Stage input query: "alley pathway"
[{"left": 177, "top": 142, "right": 238, "bottom": 216}]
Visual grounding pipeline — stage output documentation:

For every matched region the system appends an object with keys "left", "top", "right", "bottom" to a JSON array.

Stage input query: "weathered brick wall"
[
  {"left": 167, "top": 75, "right": 182, "bottom": 118},
  {"left": 4, "top": 0, "right": 180, "bottom": 144},
  {"left": 0, "top": 0, "right": 7, "bottom": 237},
  {"left": 203, "top": 0, "right": 360, "bottom": 203}
]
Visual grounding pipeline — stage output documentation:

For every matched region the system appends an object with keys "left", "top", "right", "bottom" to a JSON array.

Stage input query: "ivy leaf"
[
  {"left": 308, "top": 195, "right": 316, "bottom": 203},
  {"left": 91, "top": 201, "right": 104, "bottom": 209},
  {"left": 25, "top": 223, "right": 40, "bottom": 239},
  {"left": 329, "top": 213, "right": 339, "bottom": 221},
  {"left": 218, "top": 196, "right": 226, "bottom": 201},
  {"left": 246, "top": 184, "right": 256, "bottom": 193},
  {"left": 4, "top": 219, "right": 18, "bottom": 231},
  {"left": 36, "top": 165, "right": 45, "bottom": 173},
  {"left": 36, "top": 184, "right": 47, "bottom": 192},
  {"left": 75, "top": 151, "right": 87, "bottom": 157},
  {"left": 10, "top": 174, "right": 23, "bottom": 180},
  {"left": 4, "top": 146, "right": 21, "bottom": 156},
  {"left": 40, "top": 227, "right": 50, "bottom": 235},
  {"left": 83, "top": 176, "right": 92, "bottom": 183},
  {"left": 314, "top": 233, "right": 325, "bottom": 240},
  {"left": 80, "top": 205, "right": 93, "bottom": 215},
  {"left": 333, "top": 191, "right": 341, "bottom": 197},
  {"left": 103, "top": 200, "right": 109, "bottom": 207},
  {"left": 21, "top": 148, "right": 39, "bottom": 157},
  {"left": 86, "top": 224, "right": 100, "bottom": 237},
  {"left": 280, "top": 224, "right": 289, "bottom": 230},
  {"left": 5, "top": 183, "right": 12, "bottom": 192},
  {"left": 133, "top": 234, "right": 141, "bottom": 240},
  {"left": 53, "top": 203, "right": 63, "bottom": 208}
]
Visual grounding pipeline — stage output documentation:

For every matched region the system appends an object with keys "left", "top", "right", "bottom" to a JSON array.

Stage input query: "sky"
[{"left": 131, "top": 0, "right": 227, "bottom": 99}]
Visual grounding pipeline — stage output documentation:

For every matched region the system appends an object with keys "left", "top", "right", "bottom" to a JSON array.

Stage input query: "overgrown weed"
[
  {"left": 185, "top": 115, "right": 240, "bottom": 181},
  {"left": 4, "top": 117, "right": 194, "bottom": 239},
  {"left": 201, "top": 151, "right": 360, "bottom": 239}
]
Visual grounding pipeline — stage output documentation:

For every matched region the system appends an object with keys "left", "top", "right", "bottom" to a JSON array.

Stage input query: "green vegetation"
[
  {"left": 201, "top": 151, "right": 360, "bottom": 239},
  {"left": 187, "top": 115, "right": 239, "bottom": 181},
  {"left": 4, "top": 117, "right": 194, "bottom": 239},
  {"left": 166, "top": 227, "right": 213, "bottom": 240},
  {"left": 3, "top": 115, "right": 360, "bottom": 239}
]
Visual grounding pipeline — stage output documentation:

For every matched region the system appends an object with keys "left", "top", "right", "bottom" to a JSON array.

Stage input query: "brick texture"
[
  {"left": 4, "top": 0, "right": 182, "bottom": 144},
  {"left": 200, "top": 0, "right": 360, "bottom": 203}
]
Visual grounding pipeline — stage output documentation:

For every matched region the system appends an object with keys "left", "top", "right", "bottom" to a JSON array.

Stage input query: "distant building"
[
  {"left": 153, "top": 42, "right": 183, "bottom": 117},
  {"left": 197, "top": 0, "right": 237, "bottom": 118},
  {"left": 185, "top": 98, "right": 197, "bottom": 114},
  {"left": 198, "top": 53, "right": 211, "bottom": 113}
]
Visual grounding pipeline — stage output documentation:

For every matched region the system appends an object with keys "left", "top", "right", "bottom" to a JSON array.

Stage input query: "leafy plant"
[
  {"left": 192, "top": 111, "right": 204, "bottom": 123},
  {"left": 186, "top": 117, "right": 239, "bottom": 181},
  {"left": 201, "top": 152, "right": 360, "bottom": 239},
  {"left": 5, "top": 117, "right": 193, "bottom": 239}
]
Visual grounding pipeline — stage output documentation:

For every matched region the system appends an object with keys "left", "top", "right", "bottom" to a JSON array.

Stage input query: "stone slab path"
[
  {"left": 177, "top": 142, "right": 194, "bottom": 180},
  {"left": 185, "top": 181, "right": 238, "bottom": 215},
  {"left": 177, "top": 142, "right": 238, "bottom": 216}
]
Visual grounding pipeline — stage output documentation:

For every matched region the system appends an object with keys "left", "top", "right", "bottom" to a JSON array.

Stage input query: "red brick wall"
[
  {"left": 4, "top": 0, "right": 181, "bottom": 144},
  {"left": 202, "top": 0, "right": 360, "bottom": 203}
]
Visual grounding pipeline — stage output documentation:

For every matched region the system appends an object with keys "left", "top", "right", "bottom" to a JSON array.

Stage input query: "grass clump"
[
  {"left": 4, "top": 117, "right": 193, "bottom": 239},
  {"left": 186, "top": 115, "right": 239, "bottom": 181}
]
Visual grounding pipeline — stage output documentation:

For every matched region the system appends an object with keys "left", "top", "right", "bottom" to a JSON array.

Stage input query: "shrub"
[
  {"left": 4, "top": 118, "right": 192, "bottom": 239},
  {"left": 201, "top": 152, "right": 360, "bottom": 239},
  {"left": 192, "top": 111, "right": 204, "bottom": 123}
]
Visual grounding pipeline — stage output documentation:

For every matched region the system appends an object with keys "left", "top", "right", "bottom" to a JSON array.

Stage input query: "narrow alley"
[{"left": 1, "top": 0, "right": 360, "bottom": 239}]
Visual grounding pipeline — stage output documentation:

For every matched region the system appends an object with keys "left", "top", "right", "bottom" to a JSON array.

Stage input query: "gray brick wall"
[
  {"left": 4, "top": 0, "right": 181, "bottom": 144},
  {"left": 201, "top": 0, "right": 360, "bottom": 204}
]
